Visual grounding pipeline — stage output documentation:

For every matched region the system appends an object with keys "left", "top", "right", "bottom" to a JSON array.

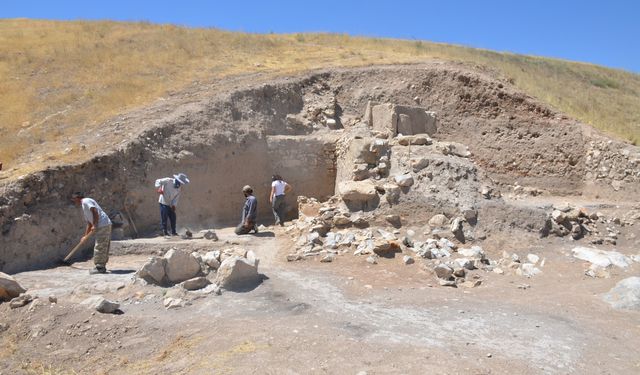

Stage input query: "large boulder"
[
  {"left": 338, "top": 180, "right": 378, "bottom": 202},
  {"left": 0, "top": 272, "right": 26, "bottom": 301},
  {"left": 164, "top": 249, "right": 202, "bottom": 283},
  {"left": 602, "top": 277, "right": 640, "bottom": 310},
  {"left": 215, "top": 256, "right": 261, "bottom": 291},
  {"left": 135, "top": 257, "right": 167, "bottom": 285},
  {"left": 338, "top": 181, "right": 379, "bottom": 211}
]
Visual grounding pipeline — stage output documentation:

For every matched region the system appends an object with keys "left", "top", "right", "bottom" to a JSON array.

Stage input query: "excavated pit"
[{"left": 1, "top": 63, "right": 639, "bottom": 273}]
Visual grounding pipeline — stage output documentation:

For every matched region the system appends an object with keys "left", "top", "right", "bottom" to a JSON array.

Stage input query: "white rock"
[
  {"left": 516, "top": 263, "right": 542, "bottom": 278},
  {"left": 163, "top": 297, "right": 185, "bottom": 309},
  {"left": 394, "top": 174, "right": 414, "bottom": 187},
  {"left": 0, "top": 272, "right": 26, "bottom": 301},
  {"left": 164, "top": 249, "right": 202, "bottom": 283},
  {"left": 135, "top": 257, "right": 167, "bottom": 285},
  {"left": 454, "top": 258, "right": 474, "bottom": 270},
  {"left": 527, "top": 254, "right": 540, "bottom": 264},
  {"left": 429, "top": 214, "right": 449, "bottom": 227},
  {"left": 493, "top": 267, "right": 504, "bottom": 275},
  {"left": 572, "top": 247, "right": 632, "bottom": 268},
  {"left": 602, "top": 277, "right": 640, "bottom": 310},
  {"left": 320, "top": 254, "right": 335, "bottom": 263},
  {"left": 202, "top": 251, "right": 221, "bottom": 270},
  {"left": 215, "top": 256, "right": 261, "bottom": 291},
  {"left": 403, "top": 255, "right": 414, "bottom": 265},
  {"left": 366, "top": 255, "right": 378, "bottom": 265},
  {"left": 458, "top": 246, "right": 485, "bottom": 259}
]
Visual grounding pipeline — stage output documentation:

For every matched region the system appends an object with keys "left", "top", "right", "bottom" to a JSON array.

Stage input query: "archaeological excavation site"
[{"left": 2, "top": 63, "right": 640, "bottom": 374}]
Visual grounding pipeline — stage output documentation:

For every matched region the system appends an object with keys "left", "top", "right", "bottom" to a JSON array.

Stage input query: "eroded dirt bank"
[{"left": 1, "top": 62, "right": 638, "bottom": 273}]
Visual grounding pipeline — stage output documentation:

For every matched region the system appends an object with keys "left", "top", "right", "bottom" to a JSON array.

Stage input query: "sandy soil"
[{"left": 2, "top": 221, "right": 639, "bottom": 375}]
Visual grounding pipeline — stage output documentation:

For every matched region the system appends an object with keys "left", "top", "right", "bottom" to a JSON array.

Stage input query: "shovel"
[{"left": 61, "top": 233, "right": 93, "bottom": 265}]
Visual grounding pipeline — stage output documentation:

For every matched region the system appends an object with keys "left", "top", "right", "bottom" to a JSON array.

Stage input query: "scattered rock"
[
  {"left": 526, "top": 254, "right": 540, "bottom": 264},
  {"left": 385, "top": 214, "right": 401, "bottom": 228},
  {"left": 163, "top": 297, "right": 185, "bottom": 309},
  {"left": 0, "top": 272, "right": 26, "bottom": 301},
  {"left": 516, "top": 263, "right": 542, "bottom": 278},
  {"left": 48, "top": 295, "right": 57, "bottom": 304},
  {"left": 403, "top": 255, "right": 414, "bottom": 265},
  {"left": 602, "top": 277, "right": 640, "bottom": 310},
  {"left": 434, "top": 264, "right": 454, "bottom": 279},
  {"left": 428, "top": 214, "right": 449, "bottom": 227},
  {"left": 366, "top": 255, "right": 378, "bottom": 265},
  {"left": 572, "top": 247, "right": 632, "bottom": 268},
  {"left": 202, "top": 230, "right": 219, "bottom": 241},
  {"left": 394, "top": 173, "right": 414, "bottom": 187},
  {"left": 215, "top": 256, "right": 261, "bottom": 291},
  {"left": 82, "top": 296, "right": 120, "bottom": 314},
  {"left": 9, "top": 294, "right": 33, "bottom": 309},
  {"left": 180, "top": 277, "right": 211, "bottom": 291},
  {"left": 320, "top": 254, "right": 335, "bottom": 263}
]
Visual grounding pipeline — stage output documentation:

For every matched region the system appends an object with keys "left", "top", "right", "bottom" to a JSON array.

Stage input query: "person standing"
[
  {"left": 155, "top": 173, "right": 190, "bottom": 236},
  {"left": 269, "top": 174, "right": 292, "bottom": 226},
  {"left": 235, "top": 185, "right": 258, "bottom": 235},
  {"left": 71, "top": 192, "right": 112, "bottom": 274}
]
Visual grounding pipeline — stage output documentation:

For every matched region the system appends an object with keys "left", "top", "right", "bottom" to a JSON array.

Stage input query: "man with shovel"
[
  {"left": 155, "top": 172, "right": 190, "bottom": 236},
  {"left": 71, "top": 192, "right": 112, "bottom": 274}
]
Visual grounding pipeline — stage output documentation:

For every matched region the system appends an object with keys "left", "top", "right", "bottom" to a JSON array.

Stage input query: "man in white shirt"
[
  {"left": 269, "top": 175, "right": 292, "bottom": 226},
  {"left": 71, "top": 192, "right": 112, "bottom": 274},
  {"left": 155, "top": 173, "right": 190, "bottom": 236}
]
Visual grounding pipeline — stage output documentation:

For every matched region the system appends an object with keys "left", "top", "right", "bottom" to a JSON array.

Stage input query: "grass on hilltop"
[{"left": 1, "top": 19, "right": 639, "bottom": 175}]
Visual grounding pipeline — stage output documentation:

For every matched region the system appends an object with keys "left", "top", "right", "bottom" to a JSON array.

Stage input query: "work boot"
[{"left": 89, "top": 266, "right": 107, "bottom": 275}]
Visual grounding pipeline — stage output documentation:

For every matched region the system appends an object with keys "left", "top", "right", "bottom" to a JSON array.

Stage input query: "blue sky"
[{"left": 3, "top": 0, "right": 639, "bottom": 73}]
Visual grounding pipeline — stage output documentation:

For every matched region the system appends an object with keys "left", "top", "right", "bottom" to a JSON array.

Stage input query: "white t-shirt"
[
  {"left": 155, "top": 177, "right": 182, "bottom": 206},
  {"left": 81, "top": 198, "right": 111, "bottom": 228},
  {"left": 272, "top": 180, "right": 287, "bottom": 196}
]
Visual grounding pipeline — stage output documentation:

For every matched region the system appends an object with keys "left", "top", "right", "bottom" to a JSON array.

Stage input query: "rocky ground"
[
  {"left": 1, "top": 210, "right": 640, "bottom": 374},
  {"left": 1, "top": 63, "right": 640, "bottom": 374}
]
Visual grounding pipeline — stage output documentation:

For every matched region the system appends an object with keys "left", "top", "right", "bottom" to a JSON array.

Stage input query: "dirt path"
[{"left": 2, "top": 227, "right": 640, "bottom": 374}]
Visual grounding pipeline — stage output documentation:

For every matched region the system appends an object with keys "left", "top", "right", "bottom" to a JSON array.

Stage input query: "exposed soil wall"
[{"left": 1, "top": 62, "right": 638, "bottom": 273}]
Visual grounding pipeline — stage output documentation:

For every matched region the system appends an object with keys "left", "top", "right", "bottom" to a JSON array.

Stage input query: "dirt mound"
[{"left": 0, "top": 62, "right": 639, "bottom": 273}]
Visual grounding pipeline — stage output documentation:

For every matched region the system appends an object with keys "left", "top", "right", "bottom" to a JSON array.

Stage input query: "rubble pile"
[
  {"left": 545, "top": 204, "right": 635, "bottom": 244},
  {"left": 135, "top": 246, "right": 261, "bottom": 308},
  {"left": 585, "top": 140, "right": 640, "bottom": 188}
]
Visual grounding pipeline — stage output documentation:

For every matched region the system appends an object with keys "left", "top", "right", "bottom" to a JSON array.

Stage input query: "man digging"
[
  {"left": 71, "top": 192, "right": 112, "bottom": 274},
  {"left": 155, "top": 172, "right": 190, "bottom": 236}
]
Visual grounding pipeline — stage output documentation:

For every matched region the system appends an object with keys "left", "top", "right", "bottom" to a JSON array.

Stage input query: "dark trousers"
[{"left": 159, "top": 204, "right": 177, "bottom": 235}]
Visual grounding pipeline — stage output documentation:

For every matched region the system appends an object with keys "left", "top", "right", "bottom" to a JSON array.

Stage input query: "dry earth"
[
  {"left": 1, "top": 220, "right": 640, "bottom": 374},
  {"left": 1, "top": 62, "right": 640, "bottom": 374}
]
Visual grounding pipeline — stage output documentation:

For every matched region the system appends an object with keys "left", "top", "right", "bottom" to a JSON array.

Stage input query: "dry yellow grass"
[{"left": 1, "top": 19, "right": 639, "bottom": 175}]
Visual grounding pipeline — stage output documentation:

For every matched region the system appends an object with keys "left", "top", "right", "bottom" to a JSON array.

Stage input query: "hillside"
[{"left": 1, "top": 19, "right": 639, "bottom": 176}]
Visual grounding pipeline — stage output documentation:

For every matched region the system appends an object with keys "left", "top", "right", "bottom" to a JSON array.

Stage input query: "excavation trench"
[{"left": 1, "top": 63, "right": 638, "bottom": 273}]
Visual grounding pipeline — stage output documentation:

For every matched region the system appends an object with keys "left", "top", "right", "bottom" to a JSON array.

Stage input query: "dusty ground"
[{"left": 2, "top": 208, "right": 639, "bottom": 375}]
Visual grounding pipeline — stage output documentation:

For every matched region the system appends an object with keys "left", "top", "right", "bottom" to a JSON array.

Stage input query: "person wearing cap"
[
  {"left": 270, "top": 174, "right": 293, "bottom": 226},
  {"left": 235, "top": 185, "right": 258, "bottom": 235},
  {"left": 155, "top": 173, "right": 190, "bottom": 236},
  {"left": 71, "top": 192, "right": 112, "bottom": 274}
]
